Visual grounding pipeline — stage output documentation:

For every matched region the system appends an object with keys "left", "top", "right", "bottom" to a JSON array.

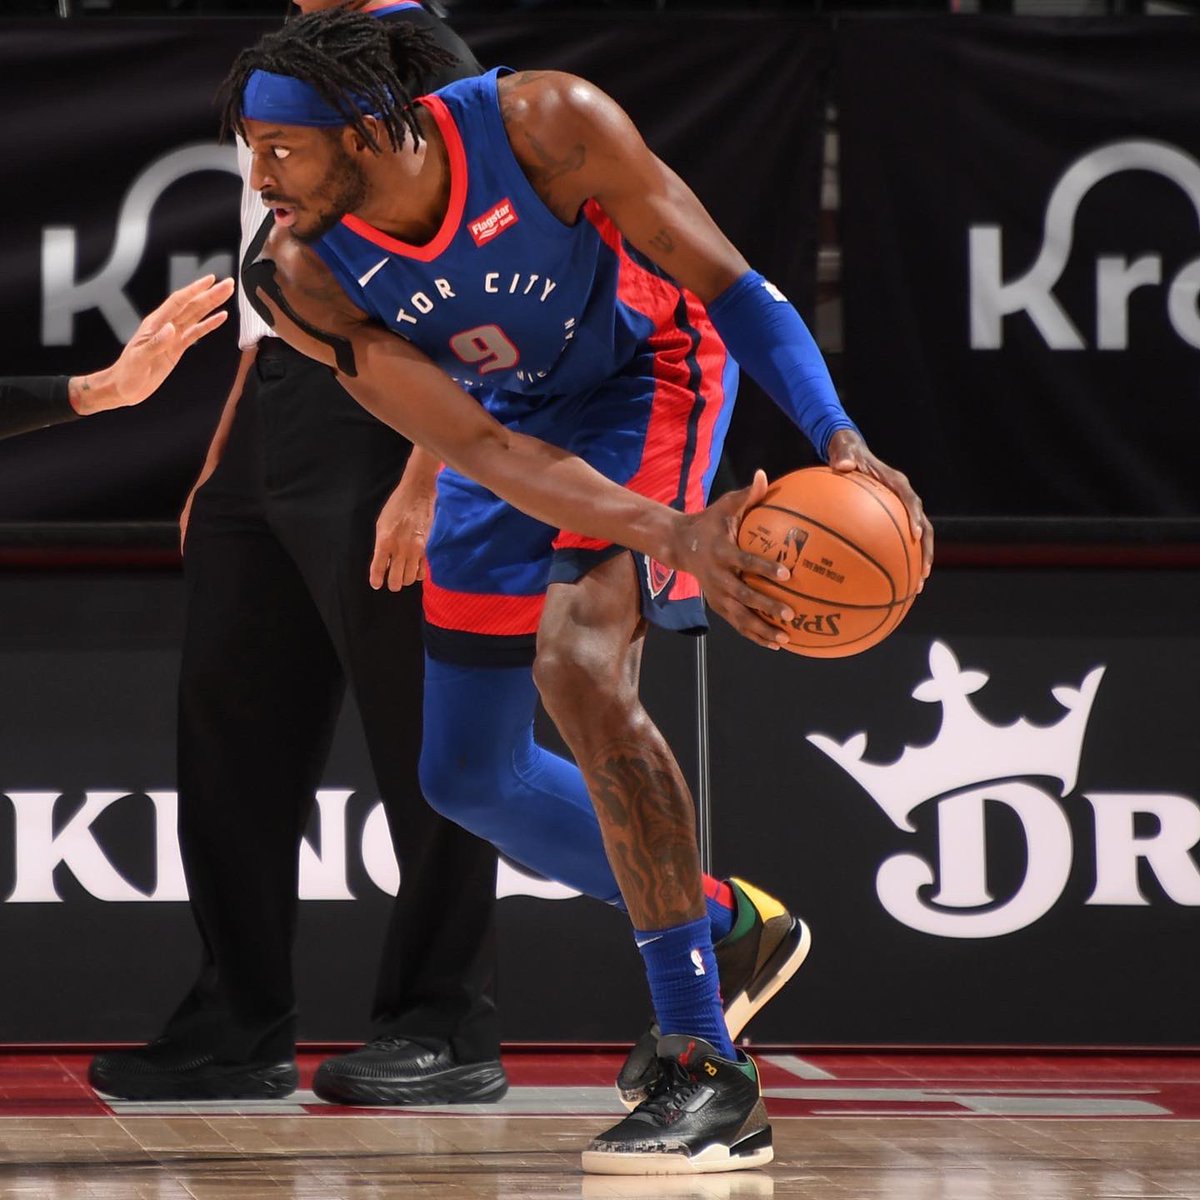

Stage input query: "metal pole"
[{"left": 695, "top": 632, "right": 712, "bottom": 875}]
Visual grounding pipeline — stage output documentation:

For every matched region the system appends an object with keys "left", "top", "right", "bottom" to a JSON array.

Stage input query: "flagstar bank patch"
[{"left": 469, "top": 198, "right": 519, "bottom": 246}]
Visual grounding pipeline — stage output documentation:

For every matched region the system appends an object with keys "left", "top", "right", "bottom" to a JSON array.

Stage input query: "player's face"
[{"left": 245, "top": 119, "right": 367, "bottom": 244}]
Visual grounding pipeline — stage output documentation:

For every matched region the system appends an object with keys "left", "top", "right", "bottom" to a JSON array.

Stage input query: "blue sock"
[
  {"left": 635, "top": 915, "right": 736, "bottom": 1059},
  {"left": 705, "top": 879, "right": 736, "bottom": 943}
]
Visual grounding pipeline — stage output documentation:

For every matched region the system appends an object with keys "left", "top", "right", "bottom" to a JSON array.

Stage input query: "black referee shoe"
[
  {"left": 88, "top": 1040, "right": 298, "bottom": 1101},
  {"left": 313, "top": 1036, "right": 508, "bottom": 1106},
  {"left": 584, "top": 1035, "right": 772, "bottom": 1176}
]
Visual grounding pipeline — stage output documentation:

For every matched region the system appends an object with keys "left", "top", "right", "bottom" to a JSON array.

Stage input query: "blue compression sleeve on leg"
[
  {"left": 707, "top": 270, "right": 859, "bottom": 459},
  {"left": 420, "top": 655, "right": 625, "bottom": 905},
  {"left": 421, "top": 657, "right": 740, "bottom": 945}
]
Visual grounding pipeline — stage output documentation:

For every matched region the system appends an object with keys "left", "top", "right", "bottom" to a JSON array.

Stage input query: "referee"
[{"left": 89, "top": 1, "right": 505, "bottom": 1105}]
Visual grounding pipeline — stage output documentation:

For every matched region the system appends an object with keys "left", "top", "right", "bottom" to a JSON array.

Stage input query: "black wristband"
[{"left": 0, "top": 376, "right": 79, "bottom": 441}]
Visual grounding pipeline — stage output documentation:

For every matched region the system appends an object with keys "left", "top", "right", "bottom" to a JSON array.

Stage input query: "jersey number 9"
[{"left": 449, "top": 324, "right": 520, "bottom": 375}]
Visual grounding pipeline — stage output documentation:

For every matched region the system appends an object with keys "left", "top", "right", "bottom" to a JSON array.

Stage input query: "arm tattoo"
[
  {"left": 241, "top": 214, "right": 358, "bottom": 377},
  {"left": 498, "top": 75, "right": 586, "bottom": 191},
  {"left": 522, "top": 132, "right": 586, "bottom": 188},
  {"left": 587, "top": 739, "right": 703, "bottom": 928},
  {"left": 648, "top": 228, "right": 676, "bottom": 254},
  {"left": 504, "top": 70, "right": 551, "bottom": 91}
]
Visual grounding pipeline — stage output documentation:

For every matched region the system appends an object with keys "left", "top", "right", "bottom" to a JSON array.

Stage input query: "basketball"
[{"left": 737, "top": 466, "right": 922, "bottom": 658}]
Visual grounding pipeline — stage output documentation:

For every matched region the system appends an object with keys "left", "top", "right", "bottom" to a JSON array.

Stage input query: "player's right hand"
[
  {"left": 674, "top": 470, "right": 795, "bottom": 651},
  {"left": 826, "top": 428, "right": 933, "bottom": 588}
]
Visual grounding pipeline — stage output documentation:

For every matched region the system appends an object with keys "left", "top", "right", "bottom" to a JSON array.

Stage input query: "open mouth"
[{"left": 263, "top": 197, "right": 298, "bottom": 227}]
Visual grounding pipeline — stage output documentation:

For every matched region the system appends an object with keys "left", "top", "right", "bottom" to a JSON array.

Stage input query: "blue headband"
[{"left": 242, "top": 68, "right": 381, "bottom": 128}]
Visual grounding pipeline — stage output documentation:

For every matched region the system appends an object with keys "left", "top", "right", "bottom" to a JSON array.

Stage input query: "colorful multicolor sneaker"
[
  {"left": 584, "top": 1034, "right": 772, "bottom": 1175},
  {"left": 616, "top": 878, "right": 811, "bottom": 1108}
]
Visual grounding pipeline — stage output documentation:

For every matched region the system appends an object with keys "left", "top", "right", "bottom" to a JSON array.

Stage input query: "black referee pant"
[{"left": 162, "top": 338, "right": 500, "bottom": 1066}]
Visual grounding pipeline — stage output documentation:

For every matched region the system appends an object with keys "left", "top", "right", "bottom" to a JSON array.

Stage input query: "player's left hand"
[
  {"left": 370, "top": 475, "right": 435, "bottom": 591},
  {"left": 91, "top": 275, "right": 235, "bottom": 413},
  {"left": 827, "top": 428, "right": 934, "bottom": 589},
  {"left": 674, "top": 470, "right": 796, "bottom": 651}
]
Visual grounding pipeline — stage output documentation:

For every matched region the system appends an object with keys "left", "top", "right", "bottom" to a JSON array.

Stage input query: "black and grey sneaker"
[
  {"left": 584, "top": 1034, "right": 772, "bottom": 1175},
  {"left": 88, "top": 1039, "right": 298, "bottom": 1101},
  {"left": 617, "top": 877, "right": 811, "bottom": 1108},
  {"left": 616, "top": 1021, "right": 663, "bottom": 1111},
  {"left": 313, "top": 1036, "right": 508, "bottom": 1106}
]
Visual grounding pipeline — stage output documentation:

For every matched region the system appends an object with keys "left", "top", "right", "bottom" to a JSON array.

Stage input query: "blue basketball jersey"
[{"left": 312, "top": 69, "right": 710, "bottom": 418}]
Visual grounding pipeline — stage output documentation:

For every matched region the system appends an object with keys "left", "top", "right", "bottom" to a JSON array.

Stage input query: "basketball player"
[
  {"left": 89, "top": 1, "right": 506, "bottom": 1107},
  {"left": 0, "top": 275, "right": 233, "bottom": 441},
  {"left": 222, "top": 12, "right": 933, "bottom": 1173}
]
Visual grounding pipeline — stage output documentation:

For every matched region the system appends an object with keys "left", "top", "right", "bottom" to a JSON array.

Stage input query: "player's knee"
[
  {"left": 532, "top": 638, "right": 625, "bottom": 726},
  {"left": 418, "top": 745, "right": 466, "bottom": 821},
  {"left": 418, "top": 742, "right": 505, "bottom": 833},
  {"left": 532, "top": 641, "right": 585, "bottom": 712}
]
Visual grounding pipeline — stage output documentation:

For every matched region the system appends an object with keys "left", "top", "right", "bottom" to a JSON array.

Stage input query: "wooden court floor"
[{"left": 2, "top": 1049, "right": 1199, "bottom": 1198}]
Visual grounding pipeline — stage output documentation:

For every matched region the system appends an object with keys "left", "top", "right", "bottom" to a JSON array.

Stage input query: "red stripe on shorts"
[
  {"left": 681, "top": 288, "right": 728, "bottom": 516},
  {"left": 552, "top": 204, "right": 725, "bottom": 610},
  {"left": 554, "top": 203, "right": 723, "bottom": 563},
  {"left": 423, "top": 578, "right": 545, "bottom": 636}
]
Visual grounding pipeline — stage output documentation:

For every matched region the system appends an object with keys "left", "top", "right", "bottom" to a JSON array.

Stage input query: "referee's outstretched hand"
[{"left": 69, "top": 275, "right": 235, "bottom": 415}]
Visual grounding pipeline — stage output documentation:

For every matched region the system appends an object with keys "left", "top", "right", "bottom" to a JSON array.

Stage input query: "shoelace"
[{"left": 635, "top": 1057, "right": 702, "bottom": 1118}]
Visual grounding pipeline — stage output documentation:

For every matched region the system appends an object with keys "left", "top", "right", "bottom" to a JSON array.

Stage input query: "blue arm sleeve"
[{"left": 706, "top": 270, "right": 858, "bottom": 460}]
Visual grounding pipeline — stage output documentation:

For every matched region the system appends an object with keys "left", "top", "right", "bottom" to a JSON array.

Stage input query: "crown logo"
[{"left": 807, "top": 640, "right": 1105, "bottom": 831}]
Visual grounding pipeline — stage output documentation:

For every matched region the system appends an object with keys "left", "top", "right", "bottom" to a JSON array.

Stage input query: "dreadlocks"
[{"left": 219, "top": 10, "right": 459, "bottom": 153}]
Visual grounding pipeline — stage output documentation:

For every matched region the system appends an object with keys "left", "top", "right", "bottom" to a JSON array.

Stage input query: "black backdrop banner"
[
  {"left": 0, "top": 15, "right": 830, "bottom": 519},
  {"left": 837, "top": 18, "right": 1200, "bottom": 520},
  {"left": 3, "top": 566, "right": 1198, "bottom": 1046}
]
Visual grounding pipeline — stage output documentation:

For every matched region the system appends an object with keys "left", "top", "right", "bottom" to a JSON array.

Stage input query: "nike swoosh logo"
[
  {"left": 357, "top": 257, "right": 389, "bottom": 287},
  {"left": 635, "top": 935, "right": 664, "bottom": 949}
]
